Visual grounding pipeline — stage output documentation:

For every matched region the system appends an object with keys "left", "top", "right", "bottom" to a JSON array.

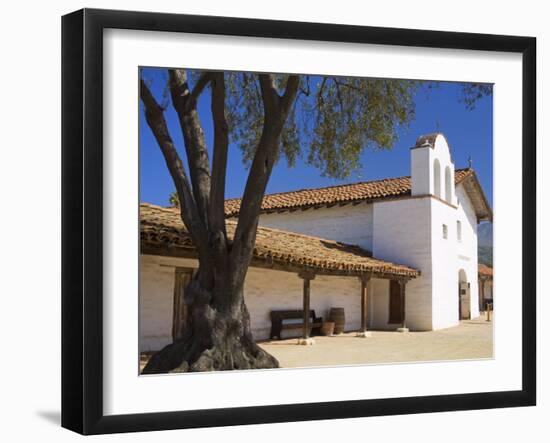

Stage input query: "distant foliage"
[
  {"left": 461, "top": 83, "right": 493, "bottom": 110},
  {"left": 478, "top": 246, "right": 493, "bottom": 267}
]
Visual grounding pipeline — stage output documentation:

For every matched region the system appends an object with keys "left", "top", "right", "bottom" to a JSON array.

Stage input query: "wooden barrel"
[
  {"left": 329, "top": 307, "right": 345, "bottom": 334},
  {"left": 321, "top": 321, "right": 335, "bottom": 336}
]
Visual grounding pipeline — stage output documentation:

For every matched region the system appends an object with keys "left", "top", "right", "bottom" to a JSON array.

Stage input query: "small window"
[
  {"left": 457, "top": 220, "right": 462, "bottom": 242},
  {"left": 442, "top": 224, "right": 448, "bottom": 239}
]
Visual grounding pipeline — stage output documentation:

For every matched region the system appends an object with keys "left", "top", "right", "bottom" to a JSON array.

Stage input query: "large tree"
[{"left": 140, "top": 70, "right": 489, "bottom": 373}]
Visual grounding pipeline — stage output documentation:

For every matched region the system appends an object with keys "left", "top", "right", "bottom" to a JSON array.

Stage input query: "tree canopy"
[
  {"left": 193, "top": 72, "right": 419, "bottom": 179},
  {"left": 147, "top": 71, "right": 491, "bottom": 185}
]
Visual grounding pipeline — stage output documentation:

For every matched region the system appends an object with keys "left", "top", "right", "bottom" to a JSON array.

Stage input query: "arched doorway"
[{"left": 458, "top": 269, "right": 471, "bottom": 320}]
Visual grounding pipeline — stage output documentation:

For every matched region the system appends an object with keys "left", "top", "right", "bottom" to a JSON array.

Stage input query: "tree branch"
[
  {"left": 332, "top": 78, "right": 362, "bottom": 92},
  {"left": 188, "top": 72, "right": 213, "bottom": 110},
  {"left": 139, "top": 79, "right": 210, "bottom": 258},
  {"left": 316, "top": 77, "right": 328, "bottom": 109},
  {"left": 229, "top": 75, "right": 300, "bottom": 282},
  {"left": 299, "top": 75, "right": 311, "bottom": 97},
  {"left": 333, "top": 79, "right": 346, "bottom": 114},
  {"left": 229, "top": 124, "right": 279, "bottom": 283},
  {"left": 280, "top": 75, "right": 300, "bottom": 116},
  {"left": 209, "top": 72, "right": 229, "bottom": 239},
  {"left": 258, "top": 74, "right": 280, "bottom": 115},
  {"left": 168, "top": 69, "right": 212, "bottom": 228}
]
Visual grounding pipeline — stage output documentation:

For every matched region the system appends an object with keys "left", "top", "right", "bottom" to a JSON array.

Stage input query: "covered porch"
[
  {"left": 139, "top": 203, "right": 420, "bottom": 350},
  {"left": 276, "top": 270, "right": 414, "bottom": 345},
  {"left": 478, "top": 264, "right": 494, "bottom": 313}
]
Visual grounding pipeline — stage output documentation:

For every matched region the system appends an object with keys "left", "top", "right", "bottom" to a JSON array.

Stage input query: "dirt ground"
[
  {"left": 258, "top": 316, "right": 493, "bottom": 368},
  {"left": 140, "top": 316, "right": 493, "bottom": 372}
]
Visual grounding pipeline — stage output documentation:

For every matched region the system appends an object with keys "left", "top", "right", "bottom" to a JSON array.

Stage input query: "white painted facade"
[
  {"left": 140, "top": 133, "right": 487, "bottom": 350},
  {"left": 372, "top": 197, "right": 434, "bottom": 330},
  {"left": 140, "top": 254, "right": 393, "bottom": 352},
  {"left": 258, "top": 135, "right": 481, "bottom": 331}
]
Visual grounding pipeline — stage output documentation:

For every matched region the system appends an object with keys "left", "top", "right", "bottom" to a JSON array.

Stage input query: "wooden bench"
[{"left": 269, "top": 310, "right": 323, "bottom": 340}]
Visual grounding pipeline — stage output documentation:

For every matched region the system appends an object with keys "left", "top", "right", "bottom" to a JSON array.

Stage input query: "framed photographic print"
[{"left": 61, "top": 8, "right": 536, "bottom": 435}]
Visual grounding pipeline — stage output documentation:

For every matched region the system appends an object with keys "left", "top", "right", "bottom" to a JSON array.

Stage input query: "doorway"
[
  {"left": 458, "top": 269, "right": 471, "bottom": 320},
  {"left": 388, "top": 280, "right": 403, "bottom": 324},
  {"left": 172, "top": 267, "right": 194, "bottom": 340}
]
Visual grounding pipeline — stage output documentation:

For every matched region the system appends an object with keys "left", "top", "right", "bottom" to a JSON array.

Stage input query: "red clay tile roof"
[
  {"left": 478, "top": 264, "right": 494, "bottom": 278},
  {"left": 141, "top": 203, "right": 420, "bottom": 278},
  {"left": 224, "top": 168, "right": 477, "bottom": 217}
]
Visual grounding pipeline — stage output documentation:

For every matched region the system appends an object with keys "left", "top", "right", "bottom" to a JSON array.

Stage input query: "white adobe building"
[{"left": 139, "top": 133, "right": 493, "bottom": 352}]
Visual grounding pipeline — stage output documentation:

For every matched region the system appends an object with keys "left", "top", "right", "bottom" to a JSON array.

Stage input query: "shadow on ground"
[{"left": 36, "top": 410, "right": 60, "bottom": 426}]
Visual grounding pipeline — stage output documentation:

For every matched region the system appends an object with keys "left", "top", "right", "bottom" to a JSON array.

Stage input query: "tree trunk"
[
  {"left": 142, "top": 267, "right": 279, "bottom": 374},
  {"left": 139, "top": 72, "right": 300, "bottom": 374}
]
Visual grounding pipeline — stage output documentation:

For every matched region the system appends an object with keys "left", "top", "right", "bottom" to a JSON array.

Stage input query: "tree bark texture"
[
  {"left": 143, "top": 278, "right": 278, "bottom": 373},
  {"left": 140, "top": 72, "right": 299, "bottom": 373}
]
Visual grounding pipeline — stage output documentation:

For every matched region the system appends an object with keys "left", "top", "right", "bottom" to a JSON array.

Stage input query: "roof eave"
[
  {"left": 457, "top": 170, "right": 493, "bottom": 223},
  {"left": 141, "top": 242, "right": 420, "bottom": 279}
]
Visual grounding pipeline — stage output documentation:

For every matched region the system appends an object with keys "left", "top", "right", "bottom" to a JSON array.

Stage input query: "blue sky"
[{"left": 139, "top": 68, "right": 493, "bottom": 207}]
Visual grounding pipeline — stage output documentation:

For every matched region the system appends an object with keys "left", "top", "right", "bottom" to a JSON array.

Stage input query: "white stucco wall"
[
  {"left": 411, "top": 144, "right": 432, "bottom": 196},
  {"left": 139, "top": 254, "right": 390, "bottom": 352},
  {"left": 371, "top": 191, "right": 480, "bottom": 331},
  {"left": 257, "top": 203, "right": 374, "bottom": 251},
  {"left": 139, "top": 255, "right": 182, "bottom": 352},
  {"left": 430, "top": 199, "right": 460, "bottom": 329},
  {"left": 245, "top": 271, "right": 365, "bottom": 340},
  {"left": 372, "top": 197, "right": 433, "bottom": 330},
  {"left": 455, "top": 184, "right": 480, "bottom": 320},
  {"left": 369, "top": 278, "right": 404, "bottom": 330},
  {"left": 371, "top": 135, "right": 480, "bottom": 331},
  {"left": 407, "top": 134, "right": 479, "bottom": 329},
  {"left": 412, "top": 135, "right": 456, "bottom": 206}
]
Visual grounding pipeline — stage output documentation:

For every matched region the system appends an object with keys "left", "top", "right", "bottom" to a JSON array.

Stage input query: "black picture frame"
[{"left": 62, "top": 8, "right": 536, "bottom": 435}]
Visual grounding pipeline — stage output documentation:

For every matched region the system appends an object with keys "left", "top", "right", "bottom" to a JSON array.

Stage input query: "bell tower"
[{"left": 410, "top": 133, "right": 456, "bottom": 205}]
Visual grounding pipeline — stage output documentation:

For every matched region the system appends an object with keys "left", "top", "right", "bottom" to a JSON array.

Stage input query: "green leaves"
[
  {"left": 460, "top": 83, "right": 493, "bottom": 110},
  {"left": 224, "top": 73, "right": 418, "bottom": 179},
  {"left": 307, "top": 77, "right": 416, "bottom": 178},
  {"left": 160, "top": 70, "right": 490, "bottom": 182}
]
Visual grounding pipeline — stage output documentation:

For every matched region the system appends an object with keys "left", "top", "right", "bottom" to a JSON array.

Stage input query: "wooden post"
[
  {"left": 303, "top": 277, "right": 311, "bottom": 339},
  {"left": 361, "top": 277, "right": 367, "bottom": 332},
  {"left": 400, "top": 280, "right": 406, "bottom": 329},
  {"left": 357, "top": 275, "right": 372, "bottom": 337},
  {"left": 480, "top": 278, "right": 486, "bottom": 312},
  {"left": 478, "top": 277, "right": 482, "bottom": 311},
  {"left": 298, "top": 270, "right": 315, "bottom": 344}
]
